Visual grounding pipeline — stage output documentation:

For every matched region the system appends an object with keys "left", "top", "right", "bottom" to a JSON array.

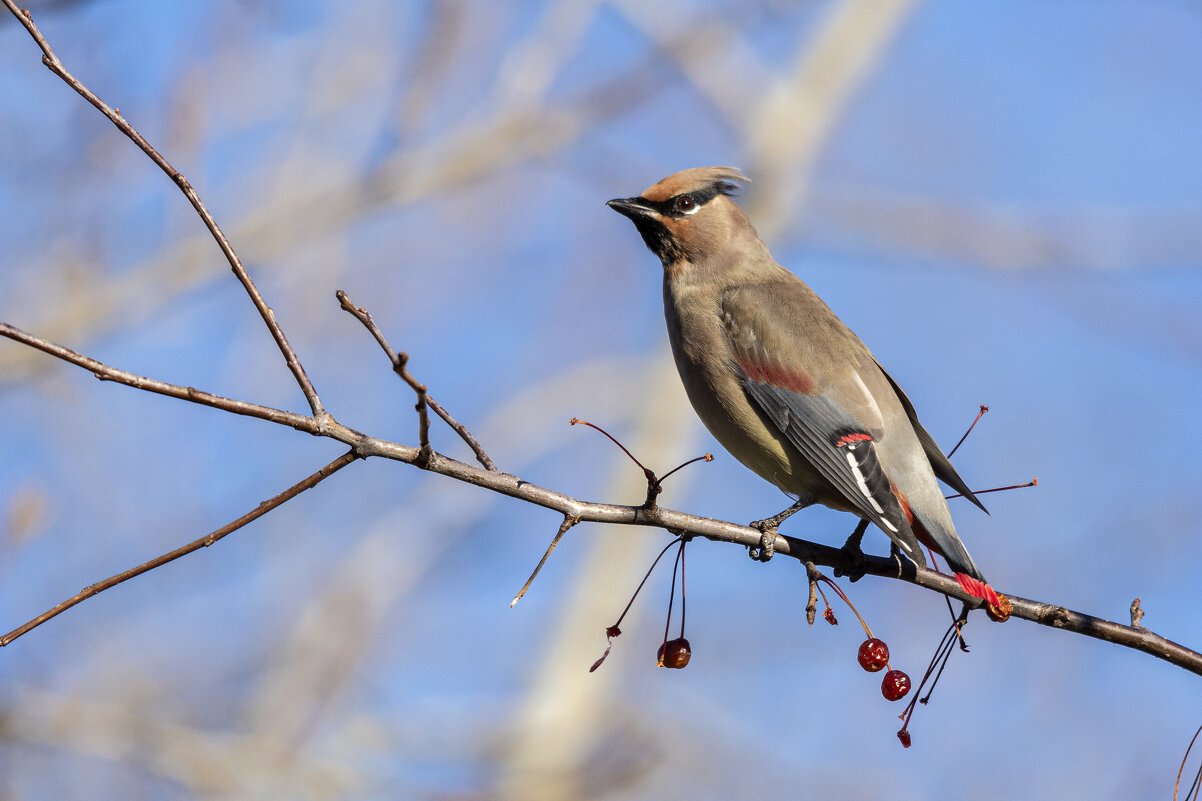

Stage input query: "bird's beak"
[{"left": 606, "top": 197, "right": 656, "bottom": 220}]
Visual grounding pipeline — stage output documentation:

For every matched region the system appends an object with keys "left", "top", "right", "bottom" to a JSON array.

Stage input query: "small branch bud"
[{"left": 1130, "top": 597, "right": 1145, "bottom": 628}]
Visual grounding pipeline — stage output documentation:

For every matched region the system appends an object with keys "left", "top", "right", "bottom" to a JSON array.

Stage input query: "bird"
[{"left": 607, "top": 166, "right": 998, "bottom": 606}]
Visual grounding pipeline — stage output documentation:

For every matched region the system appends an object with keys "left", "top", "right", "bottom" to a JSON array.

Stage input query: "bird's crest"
[{"left": 641, "top": 166, "right": 749, "bottom": 203}]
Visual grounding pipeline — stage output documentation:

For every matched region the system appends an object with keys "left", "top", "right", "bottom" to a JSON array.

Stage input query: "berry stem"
[
  {"left": 678, "top": 538, "right": 687, "bottom": 638},
  {"left": 816, "top": 575, "right": 874, "bottom": 640},
  {"left": 613, "top": 536, "right": 682, "bottom": 631},
  {"left": 946, "top": 404, "right": 988, "bottom": 459}
]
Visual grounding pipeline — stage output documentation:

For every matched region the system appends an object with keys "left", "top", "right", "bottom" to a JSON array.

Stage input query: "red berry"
[
  {"left": 857, "top": 638, "right": 889, "bottom": 672},
  {"left": 897, "top": 728, "right": 912, "bottom": 748},
  {"left": 881, "top": 669, "right": 911, "bottom": 701},
  {"left": 657, "top": 637, "right": 691, "bottom": 669}
]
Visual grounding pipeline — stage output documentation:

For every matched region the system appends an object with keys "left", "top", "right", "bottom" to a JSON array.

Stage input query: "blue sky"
[{"left": 3, "top": 1, "right": 1202, "bottom": 798}]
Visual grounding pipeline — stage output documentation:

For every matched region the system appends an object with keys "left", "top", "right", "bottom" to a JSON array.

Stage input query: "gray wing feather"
[
  {"left": 740, "top": 376, "right": 924, "bottom": 562},
  {"left": 873, "top": 360, "right": 988, "bottom": 515}
]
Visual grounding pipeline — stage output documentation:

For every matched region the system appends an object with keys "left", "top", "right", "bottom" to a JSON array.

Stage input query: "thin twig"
[
  {"left": 569, "top": 416, "right": 658, "bottom": 507},
  {"left": 590, "top": 535, "right": 684, "bottom": 673},
  {"left": 1, "top": 0, "right": 326, "bottom": 419},
  {"left": 511, "top": 515, "right": 579, "bottom": 607},
  {"left": 805, "top": 562, "right": 819, "bottom": 625},
  {"left": 0, "top": 321, "right": 318, "bottom": 433},
  {"left": 337, "top": 290, "right": 444, "bottom": 466},
  {"left": 607, "top": 536, "right": 683, "bottom": 631},
  {"left": 569, "top": 417, "right": 710, "bottom": 509},
  {"left": 0, "top": 451, "right": 359, "bottom": 647},
  {"left": 814, "top": 571, "right": 874, "bottom": 640},
  {"left": 427, "top": 395, "right": 498, "bottom": 472}
]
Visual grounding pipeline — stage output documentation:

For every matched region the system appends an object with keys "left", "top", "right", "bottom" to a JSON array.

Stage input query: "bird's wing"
[
  {"left": 720, "top": 284, "right": 923, "bottom": 562},
  {"left": 873, "top": 360, "right": 988, "bottom": 514}
]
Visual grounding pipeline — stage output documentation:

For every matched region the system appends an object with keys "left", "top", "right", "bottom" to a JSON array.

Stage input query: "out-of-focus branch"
[
  {"left": 0, "top": 9, "right": 671, "bottom": 387},
  {"left": 610, "top": 0, "right": 920, "bottom": 237},
  {"left": 2, "top": 0, "right": 326, "bottom": 417},
  {"left": 739, "top": 0, "right": 919, "bottom": 236}
]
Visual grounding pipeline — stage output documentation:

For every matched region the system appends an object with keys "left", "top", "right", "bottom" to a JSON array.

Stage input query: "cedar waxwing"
[{"left": 607, "top": 166, "right": 997, "bottom": 605}]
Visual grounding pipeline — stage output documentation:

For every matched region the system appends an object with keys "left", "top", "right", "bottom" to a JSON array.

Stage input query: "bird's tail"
[
  {"left": 953, "top": 572, "right": 1001, "bottom": 608},
  {"left": 914, "top": 514, "right": 1000, "bottom": 608}
]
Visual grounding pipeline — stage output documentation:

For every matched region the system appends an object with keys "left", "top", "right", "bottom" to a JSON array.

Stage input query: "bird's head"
[{"left": 607, "top": 166, "right": 756, "bottom": 270}]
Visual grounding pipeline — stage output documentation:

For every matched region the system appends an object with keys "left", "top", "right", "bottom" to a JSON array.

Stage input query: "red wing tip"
[{"left": 954, "top": 572, "right": 1001, "bottom": 608}]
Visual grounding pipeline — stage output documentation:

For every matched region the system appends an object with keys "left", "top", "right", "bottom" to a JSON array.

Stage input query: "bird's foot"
[
  {"left": 834, "top": 519, "right": 870, "bottom": 582},
  {"left": 747, "top": 524, "right": 777, "bottom": 562},
  {"left": 750, "top": 499, "right": 808, "bottom": 533},
  {"left": 748, "top": 499, "right": 806, "bottom": 562}
]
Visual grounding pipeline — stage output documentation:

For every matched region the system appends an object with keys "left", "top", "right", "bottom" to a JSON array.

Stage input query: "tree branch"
[
  {"left": 0, "top": 321, "right": 319, "bottom": 433},
  {"left": 0, "top": 0, "right": 326, "bottom": 419},
  {"left": 0, "top": 451, "right": 359, "bottom": 647},
  {"left": 335, "top": 289, "right": 498, "bottom": 470},
  {"left": 3, "top": 319, "right": 1199, "bottom": 676}
]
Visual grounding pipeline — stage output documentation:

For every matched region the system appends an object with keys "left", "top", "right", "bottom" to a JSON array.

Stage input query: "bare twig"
[
  {"left": 656, "top": 454, "right": 715, "bottom": 486},
  {"left": 427, "top": 396, "right": 498, "bottom": 472},
  {"left": 400, "top": 356, "right": 432, "bottom": 465},
  {"left": 0, "top": 321, "right": 318, "bottom": 433},
  {"left": 0, "top": 451, "right": 359, "bottom": 647},
  {"left": 570, "top": 417, "right": 661, "bottom": 507},
  {"left": 335, "top": 288, "right": 501, "bottom": 472},
  {"left": 337, "top": 290, "right": 441, "bottom": 466},
  {"left": 1, "top": 0, "right": 326, "bottom": 419},
  {"left": 510, "top": 515, "right": 580, "bottom": 607},
  {"left": 805, "top": 562, "right": 819, "bottom": 625}
]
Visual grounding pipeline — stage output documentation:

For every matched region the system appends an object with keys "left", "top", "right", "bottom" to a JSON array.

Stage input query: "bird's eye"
[{"left": 674, "top": 195, "right": 696, "bottom": 213}]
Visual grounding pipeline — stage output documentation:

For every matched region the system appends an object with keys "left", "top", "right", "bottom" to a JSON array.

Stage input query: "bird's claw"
[
  {"left": 750, "top": 499, "right": 807, "bottom": 534},
  {"left": 748, "top": 527, "right": 776, "bottom": 562},
  {"left": 834, "top": 544, "right": 866, "bottom": 582},
  {"left": 834, "top": 519, "right": 870, "bottom": 582},
  {"left": 748, "top": 498, "right": 810, "bottom": 562}
]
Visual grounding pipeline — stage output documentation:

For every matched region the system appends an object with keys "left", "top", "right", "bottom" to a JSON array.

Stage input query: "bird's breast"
[{"left": 662, "top": 278, "right": 807, "bottom": 495}]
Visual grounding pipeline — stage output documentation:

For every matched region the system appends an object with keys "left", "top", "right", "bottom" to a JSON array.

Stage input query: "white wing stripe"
[{"left": 844, "top": 449, "right": 899, "bottom": 534}]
